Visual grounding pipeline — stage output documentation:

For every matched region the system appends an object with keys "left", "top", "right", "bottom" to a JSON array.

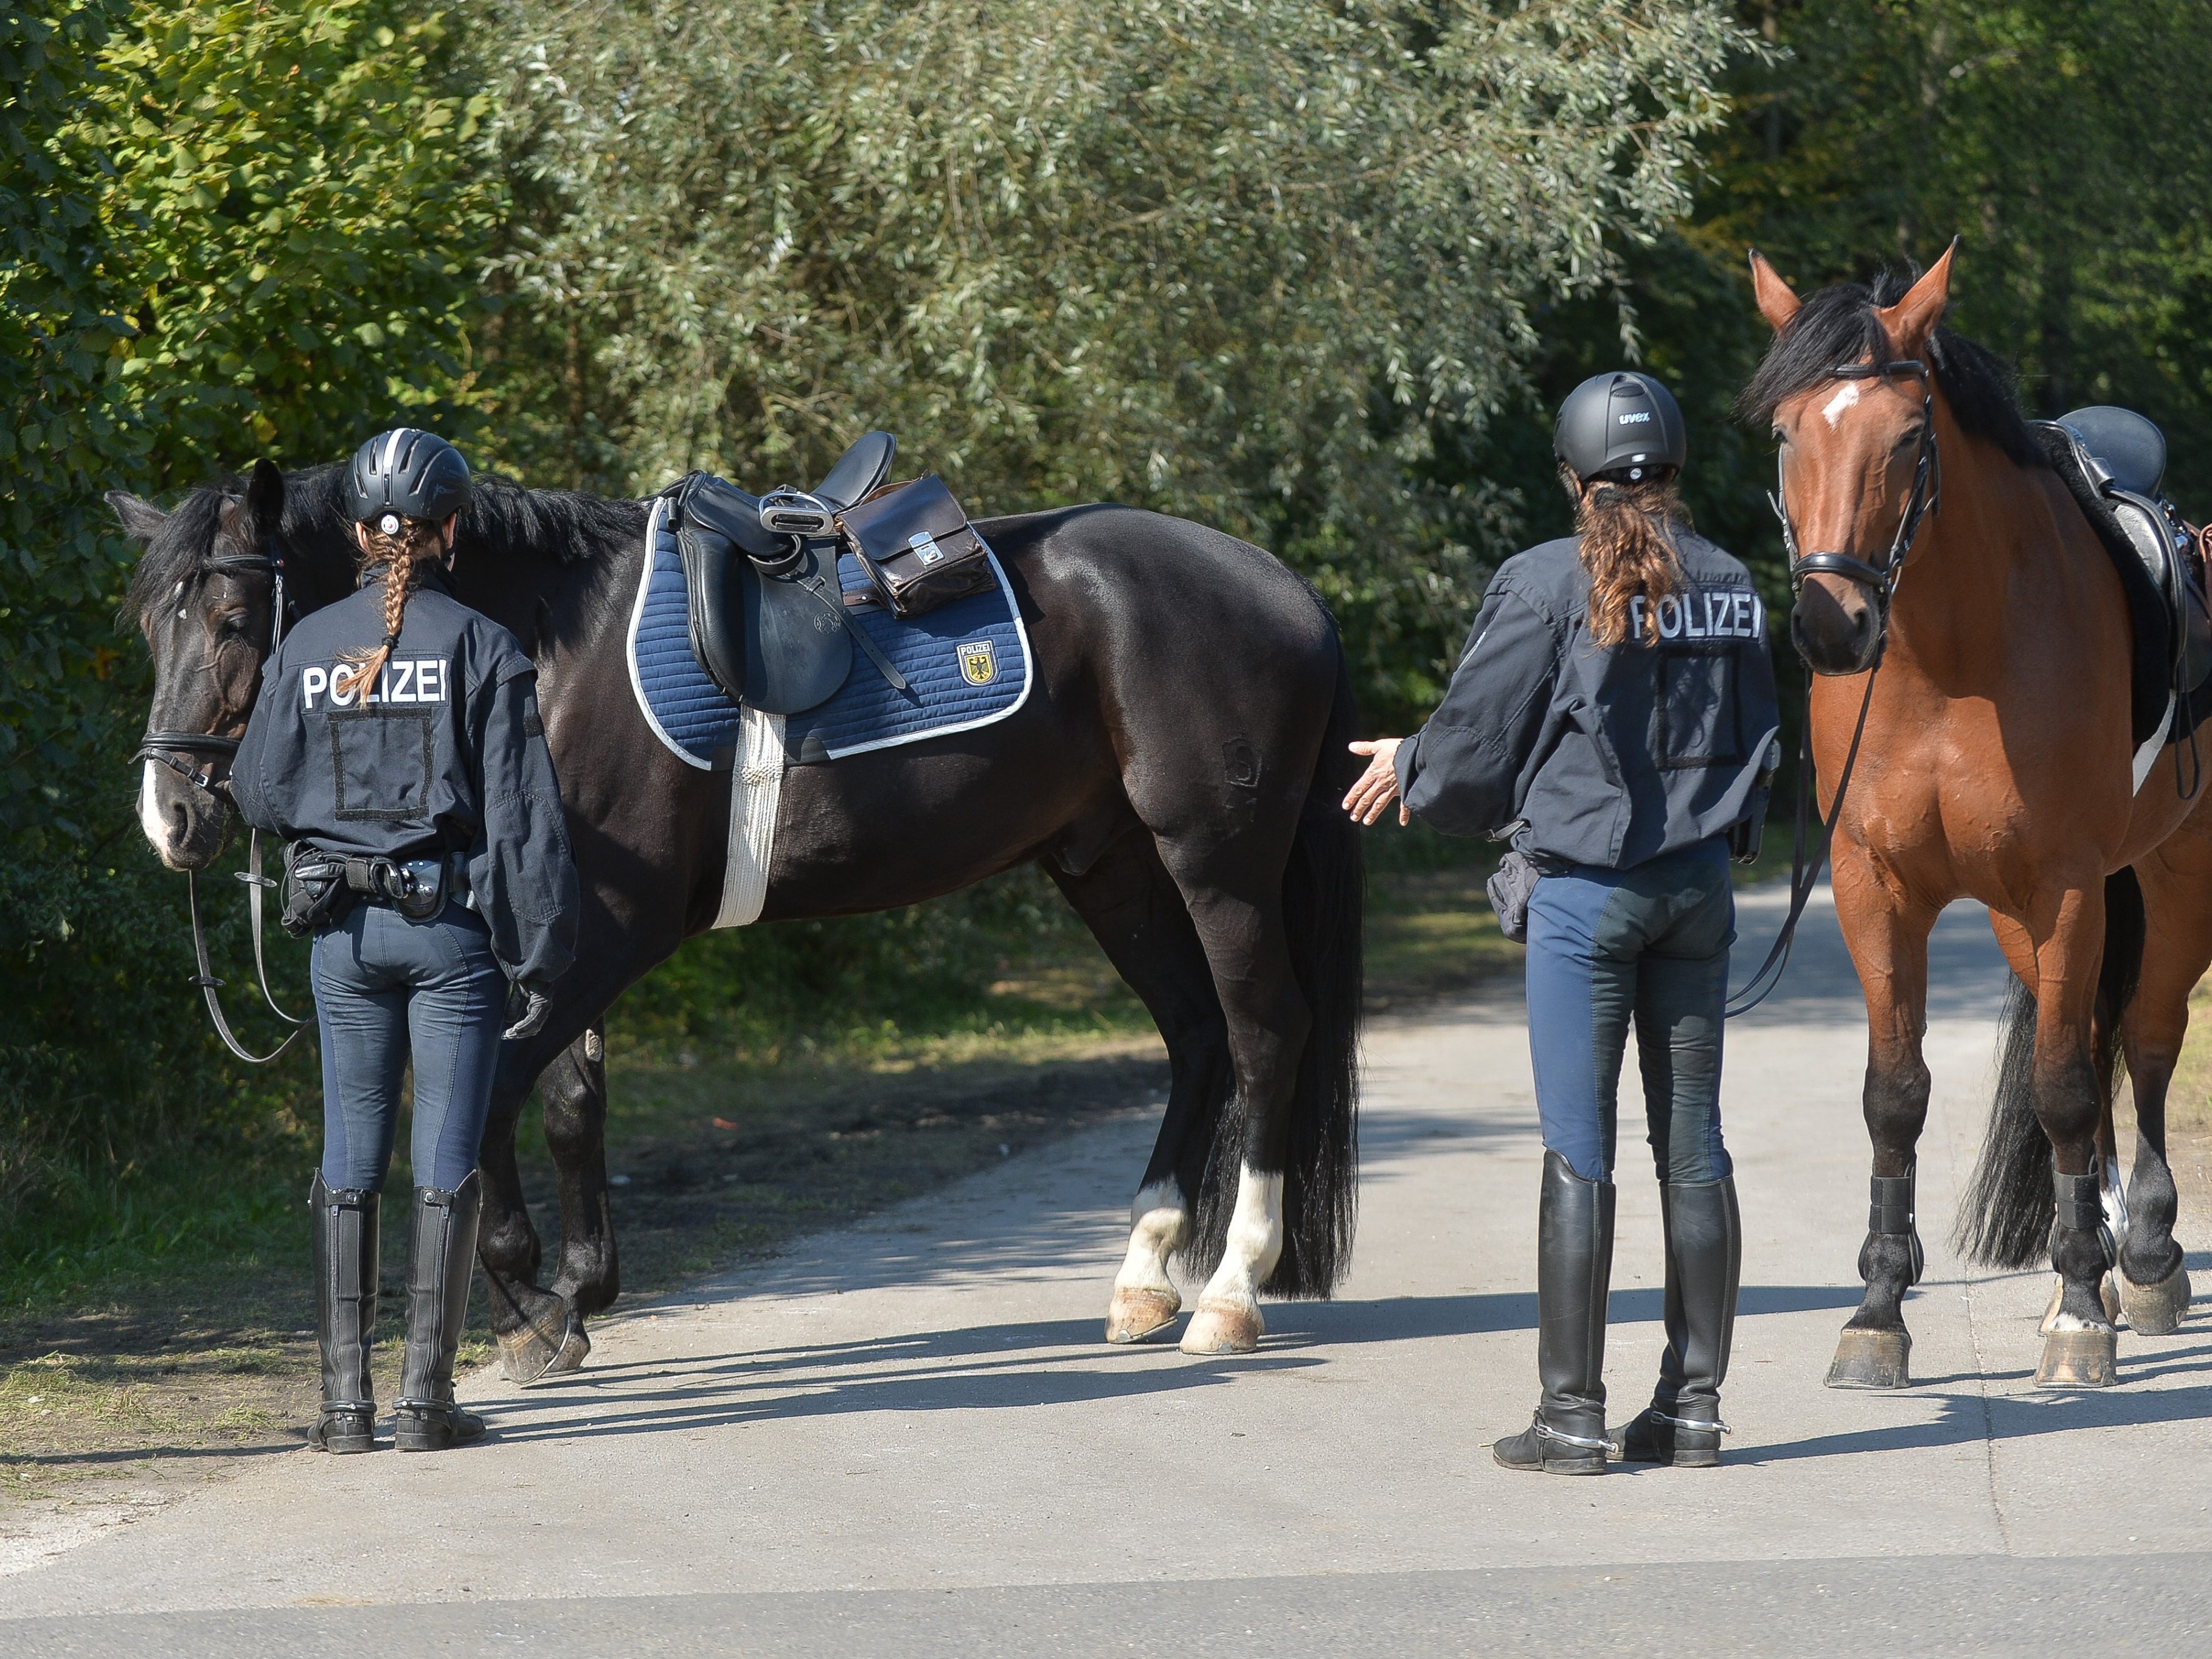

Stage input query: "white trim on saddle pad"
[{"left": 624, "top": 497, "right": 715, "bottom": 771}]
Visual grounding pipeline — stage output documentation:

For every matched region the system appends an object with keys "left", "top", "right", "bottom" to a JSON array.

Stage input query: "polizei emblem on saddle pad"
[{"left": 957, "top": 639, "right": 999, "bottom": 685}]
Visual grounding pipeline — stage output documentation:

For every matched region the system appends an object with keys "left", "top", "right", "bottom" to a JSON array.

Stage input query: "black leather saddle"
[
  {"left": 2039, "top": 406, "right": 2212, "bottom": 721},
  {"left": 668, "top": 432, "right": 903, "bottom": 715}
]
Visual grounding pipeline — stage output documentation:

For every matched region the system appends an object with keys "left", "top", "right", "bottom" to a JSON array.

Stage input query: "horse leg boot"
[
  {"left": 307, "top": 1175, "right": 381, "bottom": 1453},
  {"left": 1494, "top": 1152, "right": 1615, "bottom": 1475},
  {"left": 395, "top": 1173, "right": 487, "bottom": 1452},
  {"left": 1614, "top": 1176, "right": 1741, "bottom": 1467}
]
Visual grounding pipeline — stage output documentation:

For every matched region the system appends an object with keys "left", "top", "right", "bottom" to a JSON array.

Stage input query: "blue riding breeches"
[
  {"left": 312, "top": 902, "right": 507, "bottom": 1193},
  {"left": 1524, "top": 837, "right": 1735, "bottom": 1185}
]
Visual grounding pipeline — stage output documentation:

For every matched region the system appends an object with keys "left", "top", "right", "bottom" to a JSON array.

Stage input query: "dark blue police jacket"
[
  {"left": 1393, "top": 532, "right": 1782, "bottom": 871},
  {"left": 234, "top": 569, "right": 580, "bottom": 991}
]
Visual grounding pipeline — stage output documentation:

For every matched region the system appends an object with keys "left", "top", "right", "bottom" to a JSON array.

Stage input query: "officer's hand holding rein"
[{"left": 1343, "top": 737, "right": 1407, "bottom": 826}]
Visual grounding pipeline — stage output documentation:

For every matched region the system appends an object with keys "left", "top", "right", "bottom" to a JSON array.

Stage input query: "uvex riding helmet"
[
  {"left": 345, "top": 428, "right": 472, "bottom": 535},
  {"left": 1553, "top": 372, "right": 1687, "bottom": 483}
]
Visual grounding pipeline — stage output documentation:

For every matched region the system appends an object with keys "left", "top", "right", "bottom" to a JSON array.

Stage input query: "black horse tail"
[
  {"left": 1191, "top": 649, "right": 1365, "bottom": 1298},
  {"left": 1956, "top": 868, "right": 2144, "bottom": 1267}
]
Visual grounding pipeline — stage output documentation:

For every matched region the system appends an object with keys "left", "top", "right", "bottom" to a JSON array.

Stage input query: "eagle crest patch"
[{"left": 957, "top": 639, "right": 998, "bottom": 686}]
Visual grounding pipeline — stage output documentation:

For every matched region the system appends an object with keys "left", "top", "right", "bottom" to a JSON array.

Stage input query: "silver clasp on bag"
[{"left": 907, "top": 530, "right": 945, "bottom": 566}]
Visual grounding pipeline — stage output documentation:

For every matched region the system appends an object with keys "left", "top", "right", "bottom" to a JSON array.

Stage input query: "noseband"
[
  {"left": 134, "top": 539, "right": 294, "bottom": 794},
  {"left": 1770, "top": 358, "right": 1942, "bottom": 615}
]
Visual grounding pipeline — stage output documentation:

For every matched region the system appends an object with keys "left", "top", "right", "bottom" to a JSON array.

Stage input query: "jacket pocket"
[
  {"left": 327, "top": 707, "right": 435, "bottom": 822},
  {"left": 1651, "top": 645, "right": 1744, "bottom": 772}
]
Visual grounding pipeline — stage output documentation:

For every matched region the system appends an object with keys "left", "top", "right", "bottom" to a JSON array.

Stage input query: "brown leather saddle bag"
[{"left": 836, "top": 474, "right": 994, "bottom": 618}]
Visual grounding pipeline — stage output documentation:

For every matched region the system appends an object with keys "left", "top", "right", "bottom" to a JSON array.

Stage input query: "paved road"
[{"left": 4, "top": 886, "right": 2210, "bottom": 1655}]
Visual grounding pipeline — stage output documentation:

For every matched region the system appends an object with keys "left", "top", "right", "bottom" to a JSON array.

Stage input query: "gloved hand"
[{"left": 501, "top": 985, "right": 554, "bottom": 1042}]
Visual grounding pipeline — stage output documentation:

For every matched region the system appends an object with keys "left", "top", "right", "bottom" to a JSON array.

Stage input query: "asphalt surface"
[{"left": 4, "top": 885, "right": 2209, "bottom": 1655}]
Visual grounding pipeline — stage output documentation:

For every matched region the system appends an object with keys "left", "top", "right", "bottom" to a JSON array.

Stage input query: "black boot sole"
[{"left": 394, "top": 1410, "right": 486, "bottom": 1452}]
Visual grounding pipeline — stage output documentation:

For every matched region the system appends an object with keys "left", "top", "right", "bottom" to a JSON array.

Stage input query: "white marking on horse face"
[
  {"left": 137, "top": 761, "right": 172, "bottom": 858},
  {"left": 1821, "top": 381, "right": 1861, "bottom": 428},
  {"left": 1196, "top": 1164, "right": 1285, "bottom": 1312},
  {"left": 1115, "top": 1180, "right": 1189, "bottom": 1297}
]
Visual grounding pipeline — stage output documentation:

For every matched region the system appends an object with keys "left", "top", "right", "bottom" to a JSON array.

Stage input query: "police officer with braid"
[
  {"left": 1345, "top": 374, "right": 1780, "bottom": 1474},
  {"left": 233, "top": 429, "right": 579, "bottom": 1453}
]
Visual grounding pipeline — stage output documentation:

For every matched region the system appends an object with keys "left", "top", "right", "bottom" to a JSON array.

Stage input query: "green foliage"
[
  {"left": 482, "top": 0, "right": 1752, "bottom": 712},
  {"left": 2, "top": 0, "right": 504, "bottom": 1240}
]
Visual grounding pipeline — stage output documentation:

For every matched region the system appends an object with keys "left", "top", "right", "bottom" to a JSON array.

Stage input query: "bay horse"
[
  {"left": 117, "top": 459, "right": 1362, "bottom": 1379},
  {"left": 1746, "top": 243, "right": 2201, "bottom": 1391}
]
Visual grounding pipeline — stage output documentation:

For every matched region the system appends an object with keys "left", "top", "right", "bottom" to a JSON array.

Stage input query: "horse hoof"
[
  {"left": 1825, "top": 1327, "right": 1911, "bottom": 1390},
  {"left": 1105, "top": 1287, "right": 1181, "bottom": 1344},
  {"left": 490, "top": 1280, "right": 583, "bottom": 1385},
  {"left": 545, "top": 1309, "right": 592, "bottom": 1376},
  {"left": 2120, "top": 1264, "right": 2192, "bottom": 1337},
  {"left": 1179, "top": 1301, "right": 1263, "bottom": 1356},
  {"left": 2041, "top": 1273, "right": 2123, "bottom": 1336},
  {"left": 2036, "top": 1326, "right": 2118, "bottom": 1388}
]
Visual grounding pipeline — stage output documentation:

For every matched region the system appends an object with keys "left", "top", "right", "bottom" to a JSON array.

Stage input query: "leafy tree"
[
  {"left": 482, "top": 0, "right": 1755, "bottom": 712},
  {"left": 2, "top": 0, "right": 504, "bottom": 1225}
]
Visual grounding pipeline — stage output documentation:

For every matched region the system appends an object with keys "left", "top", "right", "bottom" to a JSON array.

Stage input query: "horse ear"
[
  {"left": 106, "top": 490, "right": 169, "bottom": 544},
  {"left": 1877, "top": 237, "right": 1960, "bottom": 355},
  {"left": 246, "top": 458, "right": 286, "bottom": 539},
  {"left": 1749, "top": 250, "right": 1801, "bottom": 333}
]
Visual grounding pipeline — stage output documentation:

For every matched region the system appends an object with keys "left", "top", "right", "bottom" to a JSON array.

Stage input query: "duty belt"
[{"left": 297, "top": 850, "right": 471, "bottom": 921}]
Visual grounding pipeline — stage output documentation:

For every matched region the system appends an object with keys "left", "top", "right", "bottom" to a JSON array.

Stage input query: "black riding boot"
[
  {"left": 1614, "top": 1174, "right": 1741, "bottom": 1468},
  {"left": 1494, "top": 1151, "right": 1615, "bottom": 1475},
  {"left": 394, "top": 1172, "right": 487, "bottom": 1453},
  {"left": 307, "top": 1175, "right": 381, "bottom": 1453}
]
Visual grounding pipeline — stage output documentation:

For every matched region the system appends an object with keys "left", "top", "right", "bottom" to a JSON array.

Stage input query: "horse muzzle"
[{"left": 1790, "top": 574, "right": 1885, "bottom": 676}]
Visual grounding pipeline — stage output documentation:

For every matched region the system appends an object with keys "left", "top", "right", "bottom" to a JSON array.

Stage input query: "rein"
[
  {"left": 136, "top": 536, "right": 310, "bottom": 1065},
  {"left": 1729, "top": 357, "right": 1932, "bottom": 1017}
]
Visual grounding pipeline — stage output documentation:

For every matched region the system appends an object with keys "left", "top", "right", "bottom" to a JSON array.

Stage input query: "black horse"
[{"left": 118, "top": 458, "right": 1364, "bottom": 1379}]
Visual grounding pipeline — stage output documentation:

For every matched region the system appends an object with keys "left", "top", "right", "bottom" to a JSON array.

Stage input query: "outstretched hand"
[{"left": 1343, "top": 738, "right": 1408, "bottom": 826}]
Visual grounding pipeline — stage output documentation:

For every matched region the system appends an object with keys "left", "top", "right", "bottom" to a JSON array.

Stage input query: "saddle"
[
  {"left": 668, "top": 432, "right": 903, "bottom": 715},
  {"left": 2036, "top": 406, "right": 2212, "bottom": 743}
]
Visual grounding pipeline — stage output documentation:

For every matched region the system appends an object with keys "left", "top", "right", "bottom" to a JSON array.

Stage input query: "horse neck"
[{"left": 1879, "top": 412, "right": 2077, "bottom": 689}]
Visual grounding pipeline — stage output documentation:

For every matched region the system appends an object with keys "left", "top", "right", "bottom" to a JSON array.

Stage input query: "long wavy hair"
[
  {"left": 333, "top": 515, "right": 448, "bottom": 700},
  {"left": 1568, "top": 466, "right": 1689, "bottom": 647}
]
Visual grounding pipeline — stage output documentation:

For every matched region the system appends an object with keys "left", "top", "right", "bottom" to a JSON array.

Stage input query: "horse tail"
[
  {"left": 1957, "top": 868, "right": 2144, "bottom": 1267},
  {"left": 1190, "top": 646, "right": 1365, "bottom": 1298}
]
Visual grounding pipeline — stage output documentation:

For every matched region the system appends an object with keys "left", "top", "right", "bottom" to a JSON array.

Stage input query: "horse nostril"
[{"left": 167, "top": 798, "right": 192, "bottom": 842}]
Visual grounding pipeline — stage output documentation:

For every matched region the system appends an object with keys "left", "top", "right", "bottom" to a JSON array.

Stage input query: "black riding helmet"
[
  {"left": 1553, "top": 372, "right": 1687, "bottom": 483},
  {"left": 346, "top": 428, "right": 471, "bottom": 534}
]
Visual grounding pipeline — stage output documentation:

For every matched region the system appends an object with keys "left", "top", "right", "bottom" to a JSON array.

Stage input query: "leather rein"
[
  {"left": 1727, "top": 357, "right": 1938, "bottom": 1018},
  {"left": 134, "top": 537, "right": 310, "bottom": 1064}
]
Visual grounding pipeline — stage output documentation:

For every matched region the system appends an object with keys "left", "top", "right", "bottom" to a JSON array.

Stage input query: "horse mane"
[
  {"left": 122, "top": 485, "right": 235, "bottom": 621},
  {"left": 122, "top": 463, "right": 650, "bottom": 621},
  {"left": 282, "top": 463, "right": 648, "bottom": 565},
  {"left": 1739, "top": 267, "right": 2051, "bottom": 471}
]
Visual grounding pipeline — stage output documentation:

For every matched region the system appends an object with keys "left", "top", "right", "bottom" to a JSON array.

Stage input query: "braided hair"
[
  {"left": 333, "top": 513, "right": 448, "bottom": 701},
  {"left": 1566, "top": 465, "right": 1689, "bottom": 648}
]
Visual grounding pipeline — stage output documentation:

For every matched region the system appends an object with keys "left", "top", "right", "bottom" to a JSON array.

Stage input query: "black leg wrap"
[
  {"left": 2051, "top": 1160, "right": 2113, "bottom": 1263},
  {"left": 308, "top": 1174, "right": 381, "bottom": 1454},
  {"left": 1868, "top": 1162, "right": 1925, "bottom": 1286},
  {"left": 395, "top": 1172, "right": 487, "bottom": 1453},
  {"left": 1495, "top": 1152, "right": 1614, "bottom": 1476},
  {"left": 1614, "top": 1176, "right": 1741, "bottom": 1469}
]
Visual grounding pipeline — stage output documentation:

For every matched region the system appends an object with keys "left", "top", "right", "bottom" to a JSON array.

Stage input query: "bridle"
[
  {"left": 1727, "top": 357, "right": 1940, "bottom": 1017},
  {"left": 133, "top": 532, "right": 308, "bottom": 1064},
  {"left": 1770, "top": 357, "right": 1943, "bottom": 632}
]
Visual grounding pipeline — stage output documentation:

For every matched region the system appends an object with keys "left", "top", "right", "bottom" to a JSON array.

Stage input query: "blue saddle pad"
[{"left": 625, "top": 497, "right": 1032, "bottom": 767}]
